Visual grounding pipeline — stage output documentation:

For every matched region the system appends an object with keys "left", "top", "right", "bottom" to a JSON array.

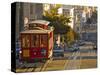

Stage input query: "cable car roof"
[
  {"left": 20, "top": 29, "right": 52, "bottom": 34},
  {"left": 29, "top": 20, "right": 50, "bottom": 25}
]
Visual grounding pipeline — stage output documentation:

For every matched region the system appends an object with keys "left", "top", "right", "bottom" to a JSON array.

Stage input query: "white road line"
[{"left": 64, "top": 51, "right": 81, "bottom": 70}]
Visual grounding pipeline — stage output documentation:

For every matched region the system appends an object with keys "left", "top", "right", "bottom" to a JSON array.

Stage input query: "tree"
[
  {"left": 43, "top": 5, "right": 71, "bottom": 34},
  {"left": 43, "top": 4, "right": 77, "bottom": 47},
  {"left": 64, "top": 29, "right": 75, "bottom": 47},
  {"left": 91, "top": 10, "right": 97, "bottom": 24}
]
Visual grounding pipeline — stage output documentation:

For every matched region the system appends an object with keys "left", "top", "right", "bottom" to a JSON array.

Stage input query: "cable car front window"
[
  {"left": 22, "top": 35, "right": 30, "bottom": 48},
  {"left": 40, "top": 35, "right": 47, "bottom": 47},
  {"left": 32, "top": 35, "right": 39, "bottom": 47}
]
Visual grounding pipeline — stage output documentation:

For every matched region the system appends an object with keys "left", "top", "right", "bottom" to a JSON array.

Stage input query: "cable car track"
[
  {"left": 40, "top": 58, "right": 53, "bottom": 71},
  {"left": 64, "top": 51, "right": 81, "bottom": 70},
  {"left": 16, "top": 49, "right": 97, "bottom": 72}
]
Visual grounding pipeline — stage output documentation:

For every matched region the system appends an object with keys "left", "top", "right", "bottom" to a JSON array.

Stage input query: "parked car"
[
  {"left": 78, "top": 40, "right": 85, "bottom": 46},
  {"left": 68, "top": 44, "right": 79, "bottom": 52},
  {"left": 93, "top": 45, "right": 97, "bottom": 50},
  {"left": 53, "top": 44, "right": 64, "bottom": 57}
]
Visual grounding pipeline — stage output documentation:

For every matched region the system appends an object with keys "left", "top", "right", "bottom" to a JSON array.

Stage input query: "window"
[
  {"left": 22, "top": 35, "right": 30, "bottom": 48},
  {"left": 31, "top": 35, "right": 39, "bottom": 47},
  {"left": 40, "top": 35, "right": 47, "bottom": 47}
]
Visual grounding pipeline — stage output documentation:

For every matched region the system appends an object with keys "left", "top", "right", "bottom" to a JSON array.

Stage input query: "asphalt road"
[{"left": 16, "top": 45, "right": 97, "bottom": 72}]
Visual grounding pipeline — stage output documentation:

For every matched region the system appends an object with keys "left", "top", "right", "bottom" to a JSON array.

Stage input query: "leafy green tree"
[
  {"left": 64, "top": 29, "right": 74, "bottom": 47},
  {"left": 43, "top": 5, "right": 71, "bottom": 34},
  {"left": 43, "top": 4, "right": 78, "bottom": 46},
  {"left": 91, "top": 9, "right": 97, "bottom": 24}
]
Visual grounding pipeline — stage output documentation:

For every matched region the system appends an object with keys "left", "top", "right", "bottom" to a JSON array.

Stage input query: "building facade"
[
  {"left": 15, "top": 2, "right": 43, "bottom": 41},
  {"left": 62, "top": 5, "right": 74, "bottom": 29}
]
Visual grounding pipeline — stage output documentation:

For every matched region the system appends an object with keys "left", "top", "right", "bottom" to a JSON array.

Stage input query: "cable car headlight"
[{"left": 19, "top": 50, "right": 22, "bottom": 54}]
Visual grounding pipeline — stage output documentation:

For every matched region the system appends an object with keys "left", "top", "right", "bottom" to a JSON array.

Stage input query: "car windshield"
[{"left": 54, "top": 45, "right": 62, "bottom": 50}]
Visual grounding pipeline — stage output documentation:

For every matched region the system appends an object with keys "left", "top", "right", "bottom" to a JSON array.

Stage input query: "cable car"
[{"left": 20, "top": 20, "right": 54, "bottom": 62}]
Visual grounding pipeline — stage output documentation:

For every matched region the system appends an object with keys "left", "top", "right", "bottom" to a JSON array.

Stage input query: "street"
[{"left": 16, "top": 43, "right": 97, "bottom": 72}]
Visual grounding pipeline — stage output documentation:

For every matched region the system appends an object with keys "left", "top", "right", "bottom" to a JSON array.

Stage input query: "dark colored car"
[
  {"left": 68, "top": 44, "right": 79, "bottom": 52},
  {"left": 53, "top": 44, "right": 64, "bottom": 57}
]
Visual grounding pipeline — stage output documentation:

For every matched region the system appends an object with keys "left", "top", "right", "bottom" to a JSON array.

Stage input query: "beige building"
[{"left": 15, "top": 2, "right": 43, "bottom": 41}]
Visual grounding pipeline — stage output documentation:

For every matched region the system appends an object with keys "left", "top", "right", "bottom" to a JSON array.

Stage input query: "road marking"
[{"left": 64, "top": 51, "right": 81, "bottom": 70}]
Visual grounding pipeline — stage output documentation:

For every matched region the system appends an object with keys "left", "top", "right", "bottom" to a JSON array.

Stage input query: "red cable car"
[{"left": 20, "top": 20, "right": 54, "bottom": 62}]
